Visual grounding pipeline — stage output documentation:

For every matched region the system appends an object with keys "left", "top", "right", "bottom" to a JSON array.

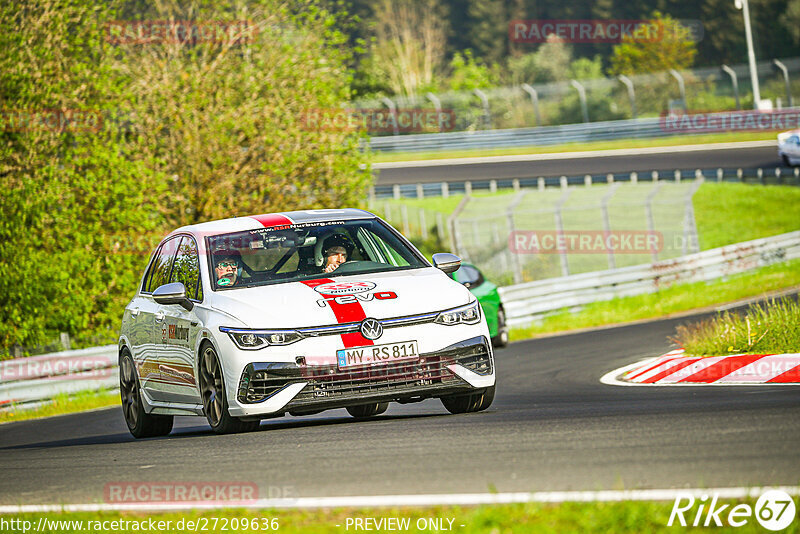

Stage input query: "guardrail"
[
  {"left": 3, "top": 231, "right": 799, "bottom": 408},
  {"left": 369, "top": 117, "right": 665, "bottom": 152},
  {"left": 498, "top": 231, "right": 800, "bottom": 327},
  {"left": 368, "top": 108, "right": 800, "bottom": 153},
  {"left": 0, "top": 345, "right": 118, "bottom": 409},
  {"left": 372, "top": 166, "right": 800, "bottom": 199}
]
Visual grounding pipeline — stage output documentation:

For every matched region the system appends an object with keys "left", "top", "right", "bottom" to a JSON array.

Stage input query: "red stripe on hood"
[
  {"left": 301, "top": 279, "right": 374, "bottom": 348},
  {"left": 250, "top": 213, "right": 294, "bottom": 227}
]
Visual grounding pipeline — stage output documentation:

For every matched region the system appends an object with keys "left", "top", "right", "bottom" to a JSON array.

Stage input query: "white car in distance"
[{"left": 778, "top": 129, "right": 800, "bottom": 166}]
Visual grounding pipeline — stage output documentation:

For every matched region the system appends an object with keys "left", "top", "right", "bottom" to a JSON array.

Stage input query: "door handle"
[
  {"left": 155, "top": 311, "right": 165, "bottom": 322},
  {"left": 130, "top": 308, "right": 140, "bottom": 317}
]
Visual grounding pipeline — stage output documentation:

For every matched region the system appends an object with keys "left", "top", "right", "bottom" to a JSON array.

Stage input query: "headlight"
[
  {"left": 220, "top": 327, "right": 303, "bottom": 350},
  {"left": 434, "top": 300, "right": 481, "bottom": 326}
]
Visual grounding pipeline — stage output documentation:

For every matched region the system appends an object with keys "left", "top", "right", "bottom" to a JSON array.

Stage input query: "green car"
[{"left": 451, "top": 263, "right": 508, "bottom": 348}]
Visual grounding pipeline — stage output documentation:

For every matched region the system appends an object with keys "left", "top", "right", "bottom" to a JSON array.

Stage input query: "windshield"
[{"left": 206, "top": 218, "right": 428, "bottom": 290}]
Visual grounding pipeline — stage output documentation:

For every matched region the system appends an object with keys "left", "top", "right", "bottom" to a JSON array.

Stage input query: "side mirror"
[
  {"left": 432, "top": 252, "right": 461, "bottom": 274},
  {"left": 153, "top": 282, "right": 194, "bottom": 311}
]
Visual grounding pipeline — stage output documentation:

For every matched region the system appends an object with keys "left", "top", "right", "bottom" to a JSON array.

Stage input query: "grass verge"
[
  {"left": 0, "top": 388, "right": 118, "bottom": 424},
  {"left": 2, "top": 499, "right": 793, "bottom": 533},
  {"left": 693, "top": 183, "right": 800, "bottom": 250},
  {"left": 377, "top": 183, "right": 800, "bottom": 253},
  {"left": 509, "top": 259, "right": 800, "bottom": 342},
  {"left": 371, "top": 131, "right": 776, "bottom": 163},
  {"left": 671, "top": 297, "right": 800, "bottom": 356}
]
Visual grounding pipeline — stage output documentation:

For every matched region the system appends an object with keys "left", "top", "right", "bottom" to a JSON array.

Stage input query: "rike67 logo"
[{"left": 668, "top": 490, "right": 796, "bottom": 530}]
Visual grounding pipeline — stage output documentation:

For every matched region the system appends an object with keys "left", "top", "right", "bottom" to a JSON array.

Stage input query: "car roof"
[{"left": 167, "top": 209, "right": 377, "bottom": 239}]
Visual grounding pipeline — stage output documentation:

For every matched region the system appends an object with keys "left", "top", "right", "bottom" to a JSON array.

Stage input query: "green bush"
[{"left": 0, "top": 0, "right": 371, "bottom": 356}]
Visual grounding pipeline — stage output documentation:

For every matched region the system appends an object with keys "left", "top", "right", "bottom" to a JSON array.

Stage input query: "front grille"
[
  {"left": 237, "top": 336, "right": 492, "bottom": 405},
  {"left": 292, "top": 355, "right": 456, "bottom": 403}
]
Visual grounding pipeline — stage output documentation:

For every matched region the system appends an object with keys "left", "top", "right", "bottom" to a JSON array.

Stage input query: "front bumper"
[{"left": 228, "top": 336, "right": 494, "bottom": 417}]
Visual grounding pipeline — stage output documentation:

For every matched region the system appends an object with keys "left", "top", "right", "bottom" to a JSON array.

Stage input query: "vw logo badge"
[{"left": 360, "top": 318, "right": 383, "bottom": 340}]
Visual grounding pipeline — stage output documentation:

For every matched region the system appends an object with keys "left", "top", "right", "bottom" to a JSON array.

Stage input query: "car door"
[
  {"left": 788, "top": 135, "right": 800, "bottom": 161},
  {"left": 154, "top": 235, "right": 204, "bottom": 404},
  {"left": 137, "top": 236, "right": 181, "bottom": 401}
]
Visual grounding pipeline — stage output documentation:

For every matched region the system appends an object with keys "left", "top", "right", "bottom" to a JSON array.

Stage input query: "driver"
[
  {"left": 213, "top": 249, "right": 242, "bottom": 287},
  {"left": 321, "top": 234, "right": 354, "bottom": 273}
]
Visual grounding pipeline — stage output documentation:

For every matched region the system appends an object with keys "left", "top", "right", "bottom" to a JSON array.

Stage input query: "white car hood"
[{"left": 210, "top": 267, "right": 472, "bottom": 328}]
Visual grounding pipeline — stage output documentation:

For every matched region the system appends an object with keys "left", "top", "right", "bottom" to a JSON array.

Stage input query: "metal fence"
[
  {"left": 358, "top": 57, "right": 800, "bottom": 147},
  {"left": 3, "top": 232, "right": 798, "bottom": 405},
  {"left": 371, "top": 165, "right": 800, "bottom": 199},
  {"left": 499, "top": 230, "right": 800, "bottom": 327},
  {"left": 371, "top": 168, "right": 800, "bottom": 288},
  {"left": 449, "top": 180, "right": 702, "bottom": 286}
]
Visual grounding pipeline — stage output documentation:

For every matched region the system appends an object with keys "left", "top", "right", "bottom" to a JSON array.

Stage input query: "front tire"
[
  {"left": 346, "top": 402, "right": 389, "bottom": 418},
  {"left": 199, "top": 344, "right": 260, "bottom": 434},
  {"left": 491, "top": 307, "right": 509, "bottom": 348},
  {"left": 440, "top": 385, "right": 495, "bottom": 414},
  {"left": 119, "top": 349, "right": 173, "bottom": 439}
]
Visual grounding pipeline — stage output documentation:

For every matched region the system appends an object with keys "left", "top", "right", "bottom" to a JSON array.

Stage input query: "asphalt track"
[
  {"left": 2, "top": 307, "right": 799, "bottom": 505},
  {"left": 375, "top": 144, "right": 780, "bottom": 185}
]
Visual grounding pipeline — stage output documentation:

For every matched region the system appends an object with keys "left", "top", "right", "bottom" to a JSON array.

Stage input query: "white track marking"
[
  {"left": 2, "top": 487, "right": 799, "bottom": 512},
  {"left": 629, "top": 357, "right": 693, "bottom": 383},
  {"left": 372, "top": 140, "right": 777, "bottom": 169}
]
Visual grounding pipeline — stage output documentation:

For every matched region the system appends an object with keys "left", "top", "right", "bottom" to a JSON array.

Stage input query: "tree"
[
  {"left": 609, "top": 12, "right": 697, "bottom": 75},
  {"left": 116, "top": 1, "right": 369, "bottom": 227},
  {"left": 464, "top": 0, "right": 508, "bottom": 65},
  {"left": 446, "top": 50, "right": 495, "bottom": 91},
  {"left": 0, "top": 0, "right": 372, "bottom": 352},
  {"left": 0, "top": 0, "right": 166, "bottom": 352},
  {"left": 508, "top": 35, "right": 572, "bottom": 85},
  {"left": 368, "top": 0, "right": 449, "bottom": 97}
]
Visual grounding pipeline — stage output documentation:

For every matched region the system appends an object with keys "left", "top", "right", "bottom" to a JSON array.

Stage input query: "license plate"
[{"left": 337, "top": 341, "right": 419, "bottom": 369}]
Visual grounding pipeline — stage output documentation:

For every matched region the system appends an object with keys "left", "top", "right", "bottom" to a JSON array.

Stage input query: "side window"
[
  {"left": 170, "top": 237, "right": 202, "bottom": 300},
  {"left": 454, "top": 265, "right": 483, "bottom": 288},
  {"left": 141, "top": 245, "right": 162, "bottom": 292},
  {"left": 369, "top": 233, "right": 410, "bottom": 267},
  {"left": 145, "top": 237, "right": 180, "bottom": 293}
]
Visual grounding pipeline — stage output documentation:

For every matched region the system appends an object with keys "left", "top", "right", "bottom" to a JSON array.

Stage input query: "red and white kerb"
[{"left": 625, "top": 349, "right": 800, "bottom": 384}]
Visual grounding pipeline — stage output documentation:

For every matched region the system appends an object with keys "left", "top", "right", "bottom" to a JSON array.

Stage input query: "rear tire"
[
  {"left": 346, "top": 402, "right": 389, "bottom": 418},
  {"left": 440, "top": 385, "right": 495, "bottom": 414},
  {"left": 491, "top": 308, "right": 509, "bottom": 348},
  {"left": 782, "top": 154, "right": 791, "bottom": 167},
  {"left": 199, "top": 344, "right": 260, "bottom": 434},
  {"left": 119, "top": 349, "right": 173, "bottom": 439}
]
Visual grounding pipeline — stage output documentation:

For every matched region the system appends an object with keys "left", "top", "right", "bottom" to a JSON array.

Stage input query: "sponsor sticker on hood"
[{"left": 313, "top": 281, "right": 376, "bottom": 295}]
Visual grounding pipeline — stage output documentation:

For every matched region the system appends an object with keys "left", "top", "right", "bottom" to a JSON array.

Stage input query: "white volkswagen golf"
[{"left": 118, "top": 209, "right": 496, "bottom": 438}]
